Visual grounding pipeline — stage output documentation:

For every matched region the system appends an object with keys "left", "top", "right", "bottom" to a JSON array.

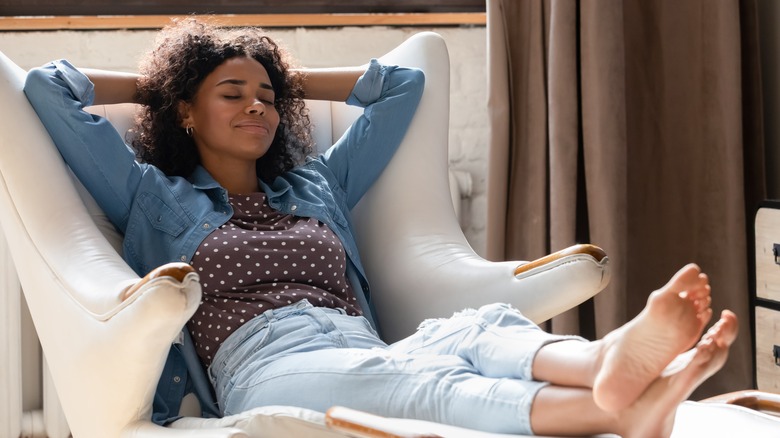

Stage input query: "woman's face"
[{"left": 180, "top": 56, "right": 280, "bottom": 172}]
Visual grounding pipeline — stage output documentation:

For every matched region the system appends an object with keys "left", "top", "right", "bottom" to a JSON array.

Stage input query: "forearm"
[
  {"left": 294, "top": 67, "right": 365, "bottom": 102},
  {"left": 80, "top": 68, "right": 141, "bottom": 105}
]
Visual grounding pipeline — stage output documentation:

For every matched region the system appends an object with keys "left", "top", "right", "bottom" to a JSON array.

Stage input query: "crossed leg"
[{"left": 528, "top": 264, "right": 738, "bottom": 437}]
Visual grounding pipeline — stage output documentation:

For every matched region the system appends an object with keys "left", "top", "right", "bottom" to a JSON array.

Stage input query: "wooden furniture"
[{"left": 754, "top": 203, "right": 780, "bottom": 394}]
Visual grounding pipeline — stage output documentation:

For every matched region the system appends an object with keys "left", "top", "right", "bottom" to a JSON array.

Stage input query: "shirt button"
[
  {"left": 173, "top": 376, "right": 181, "bottom": 383},
  {"left": 202, "top": 223, "right": 211, "bottom": 229},
  {"left": 180, "top": 255, "right": 187, "bottom": 262},
  {"left": 290, "top": 205, "right": 297, "bottom": 211}
]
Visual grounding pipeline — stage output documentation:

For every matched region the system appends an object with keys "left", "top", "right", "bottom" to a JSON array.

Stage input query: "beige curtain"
[{"left": 486, "top": 0, "right": 764, "bottom": 398}]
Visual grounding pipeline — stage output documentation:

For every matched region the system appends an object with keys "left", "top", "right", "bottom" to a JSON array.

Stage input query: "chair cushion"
[{"left": 169, "top": 406, "right": 344, "bottom": 437}]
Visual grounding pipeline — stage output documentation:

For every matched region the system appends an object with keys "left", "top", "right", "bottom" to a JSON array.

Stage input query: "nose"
[{"left": 246, "top": 100, "right": 265, "bottom": 115}]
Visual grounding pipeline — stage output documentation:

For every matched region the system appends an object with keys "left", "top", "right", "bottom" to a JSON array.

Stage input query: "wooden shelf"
[{"left": 0, "top": 13, "right": 486, "bottom": 31}]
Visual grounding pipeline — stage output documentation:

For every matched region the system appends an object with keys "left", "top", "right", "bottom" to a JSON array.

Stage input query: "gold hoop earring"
[{"left": 186, "top": 126, "right": 193, "bottom": 137}]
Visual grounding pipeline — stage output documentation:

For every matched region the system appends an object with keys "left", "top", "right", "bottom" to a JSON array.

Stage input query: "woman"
[{"left": 24, "top": 18, "right": 737, "bottom": 437}]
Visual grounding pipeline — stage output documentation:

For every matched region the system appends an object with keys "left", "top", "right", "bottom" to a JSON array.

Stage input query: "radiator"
[{"left": 0, "top": 233, "right": 70, "bottom": 438}]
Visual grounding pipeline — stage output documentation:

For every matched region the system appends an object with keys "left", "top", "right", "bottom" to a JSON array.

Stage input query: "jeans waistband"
[
  {"left": 219, "top": 299, "right": 315, "bottom": 350},
  {"left": 209, "top": 299, "right": 338, "bottom": 384},
  {"left": 254, "top": 298, "right": 316, "bottom": 324}
]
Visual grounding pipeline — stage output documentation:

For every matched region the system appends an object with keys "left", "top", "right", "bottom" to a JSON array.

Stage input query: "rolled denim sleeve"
[
  {"left": 24, "top": 60, "right": 143, "bottom": 232},
  {"left": 322, "top": 59, "right": 425, "bottom": 209}
]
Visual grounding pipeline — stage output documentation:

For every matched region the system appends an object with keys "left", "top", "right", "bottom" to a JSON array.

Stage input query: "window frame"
[
  {"left": 2, "top": 0, "right": 486, "bottom": 17},
  {"left": 0, "top": 13, "right": 486, "bottom": 31}
]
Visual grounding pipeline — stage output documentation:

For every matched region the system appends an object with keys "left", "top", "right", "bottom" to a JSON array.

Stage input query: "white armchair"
[{"left": 0, "top": 31, "right": 619, "bottom": 438}]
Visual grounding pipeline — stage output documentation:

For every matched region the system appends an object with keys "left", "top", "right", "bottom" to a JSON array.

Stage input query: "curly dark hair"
[{"left": 133, "top": 18, "right": 312, "bottom": 181}]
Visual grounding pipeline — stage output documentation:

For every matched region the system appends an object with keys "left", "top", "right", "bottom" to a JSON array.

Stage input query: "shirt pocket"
[{"left": 136, "top": 192, "right": 187, "bottom": 237}]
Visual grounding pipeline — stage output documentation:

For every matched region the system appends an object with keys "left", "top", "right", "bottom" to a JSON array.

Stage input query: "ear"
[{"left": 177, "top": 100, "right": 193, "bottom": 129}]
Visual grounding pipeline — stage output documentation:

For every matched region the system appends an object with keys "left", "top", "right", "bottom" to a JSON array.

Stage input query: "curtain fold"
[{"left": 487, "top": 0, "right": 762, "bottom": 398}]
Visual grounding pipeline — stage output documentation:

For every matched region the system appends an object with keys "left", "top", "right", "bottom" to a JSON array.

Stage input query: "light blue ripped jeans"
[{"left": 208, "top": 300, "right": 581, "bottom": 435}]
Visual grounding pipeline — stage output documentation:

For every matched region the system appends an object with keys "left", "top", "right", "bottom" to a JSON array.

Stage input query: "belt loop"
[{"left": 264, "top": 307, "right": 275, "bottom": 323}]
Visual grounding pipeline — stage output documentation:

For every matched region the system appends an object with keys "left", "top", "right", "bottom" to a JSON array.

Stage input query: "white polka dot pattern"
[{"left": 186, "top": 192, "right": 361, "bottom": 365}]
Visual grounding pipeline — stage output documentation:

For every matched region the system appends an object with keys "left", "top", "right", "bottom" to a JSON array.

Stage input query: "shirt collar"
[
  {"left": 189, "top": 164, "right": 291, "bottom": 200},
  {"left": 259, "top": 176, "right": 291, "bottom": 200},
  {"left": 188, "top": 165, "right": 223, "bottom": 190}
]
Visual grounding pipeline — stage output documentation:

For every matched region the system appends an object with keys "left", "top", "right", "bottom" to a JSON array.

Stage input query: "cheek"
[{"left": 194, "top": 105, "right": 230, "bottom": 133}]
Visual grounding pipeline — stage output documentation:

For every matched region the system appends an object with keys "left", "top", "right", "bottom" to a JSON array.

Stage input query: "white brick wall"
[{"left": 0, "top": 26, "right": 489, "bottom": 254}]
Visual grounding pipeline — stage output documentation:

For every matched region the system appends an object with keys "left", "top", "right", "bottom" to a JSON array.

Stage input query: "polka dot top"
[{"left": 187, "top": 192, "right": 362, "bottom": 366}]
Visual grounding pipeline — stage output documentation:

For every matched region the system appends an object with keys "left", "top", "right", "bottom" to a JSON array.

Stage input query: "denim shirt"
[{"left": 24, "top": 58, "right": 424, "bottom": 424}]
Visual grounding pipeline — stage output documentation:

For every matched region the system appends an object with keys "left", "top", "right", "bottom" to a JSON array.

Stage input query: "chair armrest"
[
  {"left": 326, "top": 407, "right": 442, "bottom": 438},
  {"left": 22, "top": 257, "right": 201, "bottom": 437},
  {"left": 514, "top": 244, "right": 607, "bottom": 277},
  {"left": 701, "top": 390, "right": 780, "bottom": 417},
  {"left": 121, "top": 262, "right": 197, "bottom": 301},
  {"left": 370, "top": 239, "right": 610, "bottom": 342},
  {"left": 674, "top": 399, "right": 780, "bottom": 437},
  {"left": 325, "top": 406, "right": 532, "bottom": 438}
]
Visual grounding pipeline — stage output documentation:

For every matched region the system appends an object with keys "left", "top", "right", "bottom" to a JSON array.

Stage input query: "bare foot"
[
  {"left": 620, "top": 310, "right": 738, "bottom": 438},
  {"left": 593, "top": 264, "right": 713, "bottom": 412}
]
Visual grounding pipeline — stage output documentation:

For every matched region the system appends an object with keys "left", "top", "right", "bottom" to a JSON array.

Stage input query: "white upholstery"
[
  {"left": 0, "top": 33, "right": 618, "bottom": 437},
  {"left": 0, "top": 51, "right": 198, "bottom": 438}
]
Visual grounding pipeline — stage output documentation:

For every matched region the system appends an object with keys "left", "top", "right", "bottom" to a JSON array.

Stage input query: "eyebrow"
[{"left": 216, "top": 78, "right": 274, "bottom": 91}]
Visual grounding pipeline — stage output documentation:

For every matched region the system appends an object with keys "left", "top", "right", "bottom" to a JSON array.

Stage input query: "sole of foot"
[{"left": 593, "top": 264, "right": 714, "bottom": 412}]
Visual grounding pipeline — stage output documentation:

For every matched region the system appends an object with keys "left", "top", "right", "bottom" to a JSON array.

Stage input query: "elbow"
[
  {"left": 410, "top": 69, "right": 426, "bottom": 108},
  {"left": 24, "top": 65, "right": 51, "bottom": 91},
  {"left": 23, "top": 66, "right": 54, "bottom": 108},
  {"left": 411, "top": 68, "right": 425, "bottom": 95},
  {"left": 397, "top": 68, "right": 425, "bottom": 108}
]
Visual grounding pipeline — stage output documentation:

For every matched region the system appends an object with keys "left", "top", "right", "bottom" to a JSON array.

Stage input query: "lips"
[{"left": 235, "top": 120, "right": 270, "bottom": 135}]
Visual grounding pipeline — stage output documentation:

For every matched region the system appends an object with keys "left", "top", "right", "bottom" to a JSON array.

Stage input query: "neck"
[
  {"left": 222, "top": 178, "right": 260, "bottom": 195},
  {"left": 205, "top": 163, "right": 260, "bottom": 194}
]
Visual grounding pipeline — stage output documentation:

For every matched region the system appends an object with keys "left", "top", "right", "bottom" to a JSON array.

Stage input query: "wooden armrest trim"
[
  {"left": 702, "top": 390, "right": 780, "bottom": 417},
  {"left": 513, "top": 244, "right": 607, "bottom": 277},
  {"left": 120, "top": 262, "right": 195, "bottom": 301},
  {"left": 326, "top": 407, "right": 442, "bottom": 438}
]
